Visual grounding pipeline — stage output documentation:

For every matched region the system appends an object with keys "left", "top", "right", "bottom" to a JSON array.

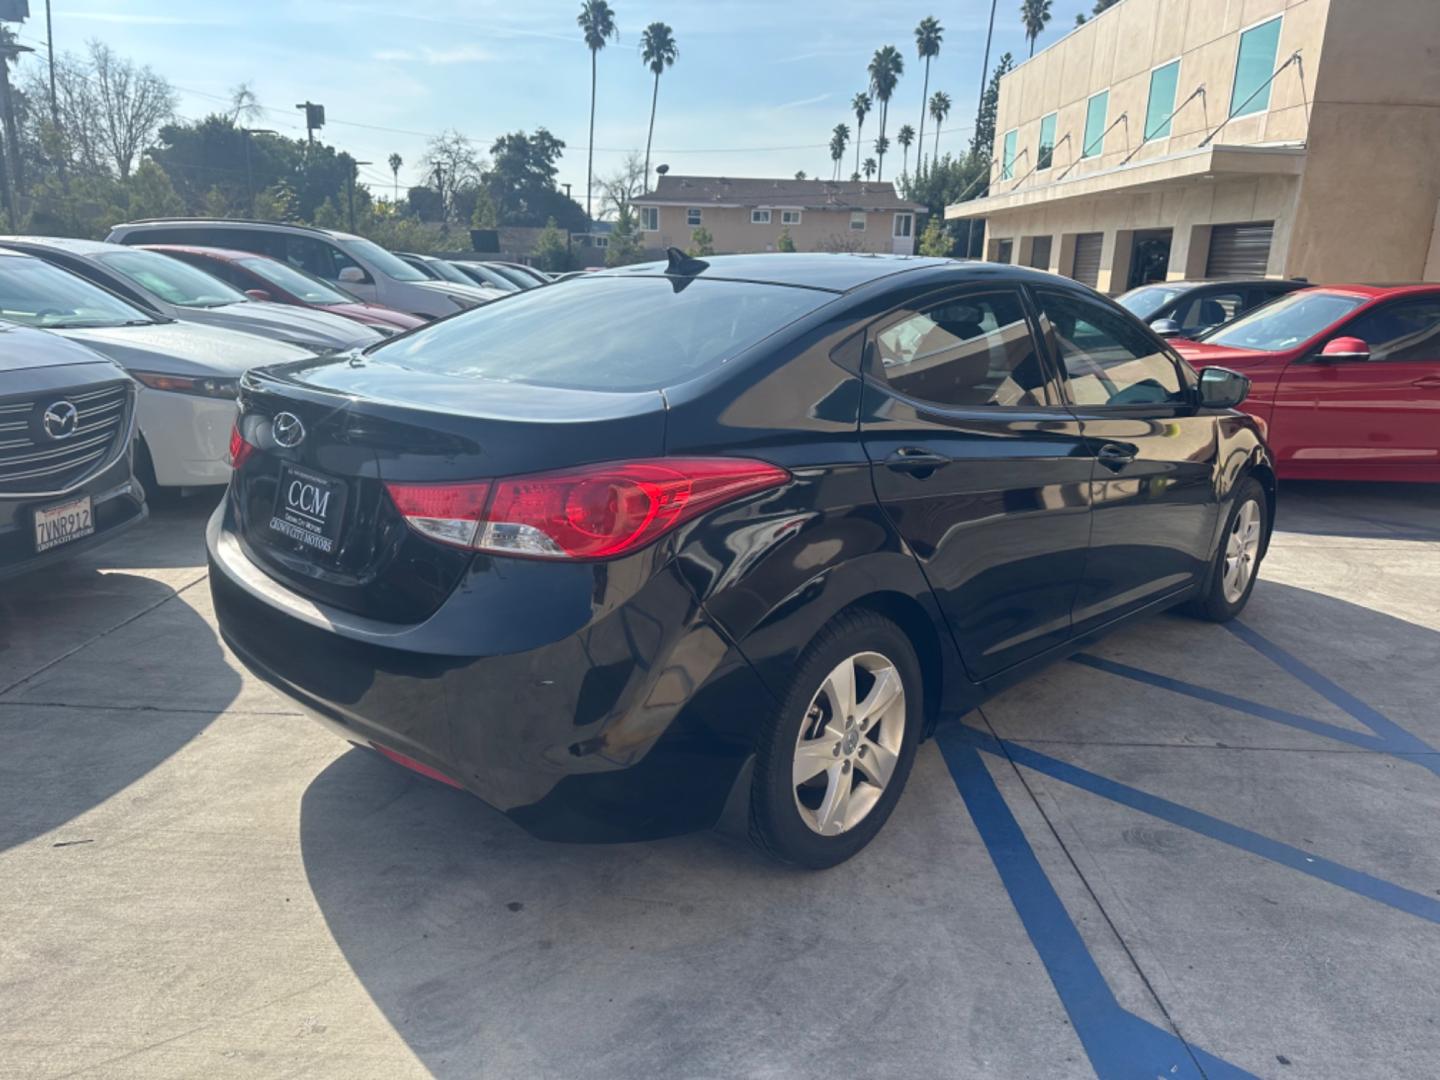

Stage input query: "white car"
[
  {"left": 0, "top": 249, "right": 308, "bottom": 491},
  {"left": 105, "top": 219, "right": 504, "bottom": 320}
]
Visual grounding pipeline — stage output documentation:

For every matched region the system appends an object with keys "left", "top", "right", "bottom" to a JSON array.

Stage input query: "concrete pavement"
[{"left": 1, "top": 483, "right": 1437, "bottom": 1079}]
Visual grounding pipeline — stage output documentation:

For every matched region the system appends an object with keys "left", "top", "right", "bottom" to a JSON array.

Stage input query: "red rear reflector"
[
  {"left": 371, "top": 742, "right": 464, "bottom": 788},
  {"left": 227, "top": 422, "right": 255, "bottom": 469},
  {"left": 384, "top": 458, "right": 789, "bottom": 560}
]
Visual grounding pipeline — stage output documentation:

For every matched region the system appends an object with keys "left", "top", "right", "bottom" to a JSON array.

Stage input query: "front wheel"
[
  {"left": 1187, "top": 477, "right": 1268, "bottom": 622},
  {"left": 749, "top": 610, "right": 922, "bottom": 869}
]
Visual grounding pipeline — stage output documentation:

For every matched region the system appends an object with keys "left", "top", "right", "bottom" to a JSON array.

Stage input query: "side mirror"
[
  {"left": 1150, "top": 318, "right": 1183, "bottom": 338},
  {"left": 244, "top": 288, "right": 272, "bottom": 302},
  {"left": 1319, "top": 336, "right": 1370, "bottom": 362},
  {"left": 338, "top": 266, "right": 369, "bottom": 284},
  {"left": 1198, "top": 366, "right": 1250, "bottom": 410}
]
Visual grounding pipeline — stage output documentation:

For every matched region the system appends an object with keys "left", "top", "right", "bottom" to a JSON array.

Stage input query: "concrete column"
[
  {"left": 1109, "top": 230, "right": 1135, "bottom": 295},
  {"left": 1181, "top": 224, "right": 1212, "bottom": 279}
]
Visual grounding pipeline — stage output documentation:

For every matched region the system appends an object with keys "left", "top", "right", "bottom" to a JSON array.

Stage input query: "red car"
[
  {"left": 143, "top": 245, "right": 425, "bottom": 337},
  {"left": 1172, "top": 284, "right": 1440, "bottom": 482}
]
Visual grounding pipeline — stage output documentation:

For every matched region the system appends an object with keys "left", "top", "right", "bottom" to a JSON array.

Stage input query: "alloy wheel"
[
  {"left": 792, "top": 651, "right": 906, "bottom": 836},
  {"left": 1223, "top": 498, "right": 1263, "bottom": 603}
]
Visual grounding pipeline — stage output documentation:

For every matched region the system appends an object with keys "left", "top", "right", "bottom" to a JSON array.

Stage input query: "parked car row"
[{"left": 2, "top": 217, "right": 557, "bottom": 580}]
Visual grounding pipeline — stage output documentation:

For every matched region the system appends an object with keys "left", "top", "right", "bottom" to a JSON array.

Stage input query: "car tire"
[
  {"left": 132, "top": 438, "right": 178, "bottom": 507},
  {"left": 1185, "top": 476, "right": 1268, "bottom": 622},
  {"left": 749, "top": 609, "right": 923, "bottom": 869}
]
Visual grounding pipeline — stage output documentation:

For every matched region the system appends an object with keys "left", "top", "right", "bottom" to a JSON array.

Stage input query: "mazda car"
[
  {"left": 1, "top": 322, "right": 145, "bottom": 579},
  {"left": 210, "top": 253, "right": 1273, "bottom": 868}
]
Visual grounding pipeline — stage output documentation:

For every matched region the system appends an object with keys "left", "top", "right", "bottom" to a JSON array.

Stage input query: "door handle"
[
  {"left": 1096, "top": 443, "right": 1136, "bottom": 471},
  {"left": 1411, "top": 375, "right": 1440, "bottom": 390},
  {"left": 884, "top": 448, "right": 950, "bottom": 475}
]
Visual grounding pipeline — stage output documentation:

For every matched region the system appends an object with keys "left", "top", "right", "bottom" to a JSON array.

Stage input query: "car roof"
[
  {"left": 600, "top": 253, "right": 996, "bottom": 293},
  {"left": 139, "top": 244, "right": 262, "bottom": 262},
  {"left": 1306, "top": 283, "right": 1440, "bottom": 299}
]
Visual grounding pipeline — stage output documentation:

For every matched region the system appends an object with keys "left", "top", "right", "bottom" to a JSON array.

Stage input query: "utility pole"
[
  {"left": 241, "top": 128, "right": 277, "bottom": 215},
  {"left": 346, "top": 159, "right": 371, "bottom": 233},
  {"left": 294, "top": 101, "right": 325, "bottom": 145},
  {"left": 0, "top": 29, "right": 32, "bottom": 231}
]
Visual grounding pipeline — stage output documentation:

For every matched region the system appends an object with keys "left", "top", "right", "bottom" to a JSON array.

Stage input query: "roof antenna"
[{"left": 665, "top": 246, "right": 709, "bottom": 276}]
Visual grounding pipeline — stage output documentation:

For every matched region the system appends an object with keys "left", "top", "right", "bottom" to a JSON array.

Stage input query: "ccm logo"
[{"left": 287, "top": 479, "right": 332, "bottom": 518}]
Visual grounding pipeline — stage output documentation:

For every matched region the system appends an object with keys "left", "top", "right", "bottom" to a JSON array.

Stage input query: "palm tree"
[
  {"left": 387, "top": 152, "right": 403, "bottom": 204},
  {"left": 913, "top": 16, "right": 943, "bottom": 175},
  {"left": 862, "top": 157, "right": 877, "bottom": 181},
  {"left": 867, "top": 45, "right": 904, "bottom": 181},
  {"left": 1020, "top": 0, "right": 1052, "bottom": 57},
  {"left": 873, "top": 135, "right": 889, "bottom": 171},
  {"left": 577, "top": 0, "right": 618, "bottom": 222},
  {"left": 929, "top": 90, "right": 952, "bottom": 163},
  {"left": 851, "top": 92, "right": 871, "bottom": 181},
  {"left": 639, "top": 22, "right": 678, "bottom": 187},
  {"left": 830, "top": 123, "right": 850, "bottom": 181},
  {"left": 897, "top": 124, "right": 915, "bottom": 181}
]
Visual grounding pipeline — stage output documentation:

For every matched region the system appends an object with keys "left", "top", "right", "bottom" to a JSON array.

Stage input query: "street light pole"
[{"left": 240, "top": 128, "right": 277, "bottom": 215}]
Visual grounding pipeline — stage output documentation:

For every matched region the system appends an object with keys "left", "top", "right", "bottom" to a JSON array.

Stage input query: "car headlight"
[{"left": 131, "top": 371, "right": 241, "bottom": 399}]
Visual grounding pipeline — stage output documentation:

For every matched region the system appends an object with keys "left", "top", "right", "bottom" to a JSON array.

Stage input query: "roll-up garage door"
[
  {"left": 1028, "top": 235, "right": 1053, "bottom": 270},
  {"left": 1206, "top": 222, "right": 1273, "bottom": 278},
  {"left": 1070, "top": 233, "right": 1103, "bottom": 287}
]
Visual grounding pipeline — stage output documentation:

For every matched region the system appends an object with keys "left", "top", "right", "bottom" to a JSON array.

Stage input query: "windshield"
[
  {"left": 488, "top": 264, "right": 539, "bottom": 288},
  {"left": 238, "top": 257, "right": 350, "bottom": 305},
  {"left": 0, "top": 256, "right": 157, "bottom": 329},
  {"left": 1202, "top": 291, "right": 1366, "bottom": 351},
  {"left": 1117, "top": 285, "right": 1183, "bottom": 320},
  {"left": 98, "top": 248, "right": 249, "bottom": 308},
  {"left": 422, "top": 258, "right": 475, "bottom": 286},
  {"left": 335, "top": 236, "right": 429, "bottom": 282},
  {"left": 370, "top": 276, "right": 835, "bottom": 392}
]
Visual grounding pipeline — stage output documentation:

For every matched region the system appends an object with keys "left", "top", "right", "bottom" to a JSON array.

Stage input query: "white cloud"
[
  {"left": 64, "top": 10, "right": 235, "bottom": 25},
  {"left": 372, "top": 44, "right": 497, "bottom": 65},
  {"left": 773, "top": 93, "right": 833, "bottom": 112}
]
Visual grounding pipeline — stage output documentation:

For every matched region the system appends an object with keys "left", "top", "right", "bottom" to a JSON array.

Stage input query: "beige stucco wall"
[{"left": 634, "top": 204, "right": 916, "bottom": 254}]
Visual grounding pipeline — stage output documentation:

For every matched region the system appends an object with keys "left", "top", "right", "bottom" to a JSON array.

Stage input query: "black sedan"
[
  {"left": 1117, "top": 278, "right": 1308, "bottom": 339},
  {"left": 2, "top": 323, "right": 145, "bottom": 579},
  {"left": 210, "top": 253, "right": 1273, "bottom": 868}
]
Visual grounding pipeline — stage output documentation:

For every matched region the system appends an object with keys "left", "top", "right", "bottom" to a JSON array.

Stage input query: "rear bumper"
[{"left": 207, "top": 504, "right": 767, "bottom": 841}]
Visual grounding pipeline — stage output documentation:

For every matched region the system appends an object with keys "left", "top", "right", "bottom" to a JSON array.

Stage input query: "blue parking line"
[
  {"left": 958, "top": 723, "right": 1440, "bottom": 926},
  {"left": 934, "top": 726, "right": 1259, "bottom": 1080}
]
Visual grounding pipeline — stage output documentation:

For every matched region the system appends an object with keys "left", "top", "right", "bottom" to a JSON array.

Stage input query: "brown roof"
[{"left": 636, "top": 175, "right": 925, "bottom": 212}]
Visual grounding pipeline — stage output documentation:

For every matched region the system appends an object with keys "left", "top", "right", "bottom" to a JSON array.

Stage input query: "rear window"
[{"left": 368, "top": 276, "right": 835, "bottom": 391}]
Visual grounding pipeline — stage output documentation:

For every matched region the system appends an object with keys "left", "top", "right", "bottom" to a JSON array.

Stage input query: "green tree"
[
  {"left": 577, "top": 0, "right": 618, "bottom": 222},
  {"left": 387, "top": 152, "right": 403, "bottom": 203},
  {"left": 867, "top": 45, "right": 904, "bottom": 181},
  {"left": 970, "top": 55, "right": 1013, "bottom": 162},
  {"left": 1021, "top": 0, "right": 1053, "bottom": 57},
  {"left": 913, "top": 16, "right": 944, "bottom": 176},
  {"left": 688, "top": 225, "right": 714, "bottom": 257},
  {"left": 929, "top": 90, "right": 952, "bottom": 165},
  {"left": 485, "top": 129, "right": 585, "bottom": 230},
  {"left": 918, "top": 215, "right": 953, "bottom": 256},
  {"left": 907, "top": 153, "right": 990, "bottom": 256},
  {"left": 776, "top": 226, "right": 796, "bottom": 252},
  {"left": 850, "top": 92, "right": 871, "bottom": 181},
  {"left": 862, "top": 157, "right": 876, "bottom": 180},
  {"left": 897, "top": 124, "right": 915, "bottom": 184},
  {"left": 532, "top": 217, "right": 572, "bottom": 271},
  {"left": 124, "top": 158, "right": 184, "bottom": 218},
  {"left": 1092, "top": 0, "right": 1119, "bottom": 11},
  {"left": 639, "top": 22, "right": 678, "bottom": 187},
  {"left": 829, "top": 123, "right": 850, "bottom": 181},
  {"left": 606, "top": 207, "right": 646, "bottom": 266}
]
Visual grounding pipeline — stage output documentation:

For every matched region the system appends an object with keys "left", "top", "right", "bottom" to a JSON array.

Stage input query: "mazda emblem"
[
  {"left": 42, "top": 400, "right": 79, "bottom": 441},
  {"left": 272, "top": 411, "right": 306, "bottom": 448}
]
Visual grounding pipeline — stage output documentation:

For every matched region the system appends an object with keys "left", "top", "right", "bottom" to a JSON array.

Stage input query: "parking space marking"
[{"left": 935, "top": 727, "right": 1258, "bottom": 1080}]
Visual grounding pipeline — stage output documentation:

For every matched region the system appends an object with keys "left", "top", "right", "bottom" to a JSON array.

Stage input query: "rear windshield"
[{"left": 368, "top": 276, "right": 835, "bottom": 391}]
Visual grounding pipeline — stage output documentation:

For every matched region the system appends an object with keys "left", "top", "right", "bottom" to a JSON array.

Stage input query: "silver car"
[{"left": 0, "top": 236, "right": 382, "bottom": 352}]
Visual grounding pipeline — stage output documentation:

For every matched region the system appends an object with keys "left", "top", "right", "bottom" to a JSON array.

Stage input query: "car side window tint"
[
  {"left": 1035, "top": 288, "right": 1187, "bottom": 407},
  {"left": 283, "top": 236, "right": 359, "bottom": 281},
  {"left": 872, "top": 289, "right": 1051, "bottom": 408},
  {"left": 1339, "top": 299, "right": 1440, "bottom": 362},
  {"left": 1174, "top": 291, "right": 1243, "bottom": 334}
]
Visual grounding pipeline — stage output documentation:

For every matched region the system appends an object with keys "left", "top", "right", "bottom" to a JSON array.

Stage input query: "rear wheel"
[
  {"left": 749, "top": 610, "right": 922, "bottom": 869},
  {"left": 1186, "top": 477, "right": 1267, "bottom": 622}
]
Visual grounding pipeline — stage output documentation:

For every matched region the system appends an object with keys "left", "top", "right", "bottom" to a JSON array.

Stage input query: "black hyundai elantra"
[{"left": 210, "top": 252, "right": 1273, "bottom": 868}]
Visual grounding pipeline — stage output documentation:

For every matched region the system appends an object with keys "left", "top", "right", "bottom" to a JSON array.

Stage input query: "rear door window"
[
  {"left": 872, "top": 288, "right": 1053, "bottom": 407},
  {"left": 1035, "top": 288, "right": 1189, "bottom": 407},
  {"left": 370, "top": 275, "right": 835, "bottom": 392}
]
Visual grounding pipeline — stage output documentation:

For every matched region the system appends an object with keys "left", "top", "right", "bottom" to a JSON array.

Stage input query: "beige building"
[
  {"left": 946, "top": 0, "right": 1440, "bottom": 293},
  {"left": 634, "top": 177, "right": 925, "bottom": 256}
]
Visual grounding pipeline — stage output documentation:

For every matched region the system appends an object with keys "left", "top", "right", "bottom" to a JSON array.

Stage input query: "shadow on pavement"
[{"left": 1276, "top": 480, "right": 1440, "bottom": 540}]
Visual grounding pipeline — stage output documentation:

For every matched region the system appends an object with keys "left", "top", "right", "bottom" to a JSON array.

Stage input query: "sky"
[{"left": 14, "top": 0, "right": 1084, "bottom": 207}]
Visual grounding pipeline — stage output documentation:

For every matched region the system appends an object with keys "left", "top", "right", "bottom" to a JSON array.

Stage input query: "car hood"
[
  {"left": 412, "top": 279, "right": 507, "bottom": 304},
  {"left": 172, "top": 301, "right": 383, "bottom": 349},
  {"left": 54, "top": 320, "right": 313, "bottom": 378},
  {"left": 320, "top": 302, "right": 426, "bottom": 331},
  {"left": 1170, "top": 340, "right": 1280, "bottom": 368},
  {"left": 0, "top": 320, "right": 129, "bottom": 374}
]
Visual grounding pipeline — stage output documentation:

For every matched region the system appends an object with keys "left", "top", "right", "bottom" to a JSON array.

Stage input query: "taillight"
[
  {"left": 227, "top": 422, "right": 256, "bottom": 469},
  {"left": 384, "top": 458, "right": 790, "bottom": 560}
]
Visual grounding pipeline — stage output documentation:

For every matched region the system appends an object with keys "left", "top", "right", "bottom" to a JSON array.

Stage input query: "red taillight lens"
[
  {"left": 227, "top": 422, "right": 255, "bottom": 469},
  {"left": 384, "top": 458, "right": 789, "bottom": 560}
]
